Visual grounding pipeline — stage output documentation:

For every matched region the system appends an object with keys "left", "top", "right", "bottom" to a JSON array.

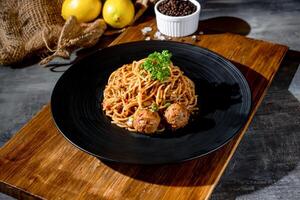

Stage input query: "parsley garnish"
[
  {"left": 142, "top": 50, "right": 172, "bottom": 81},
  {"left": 150, "top": 102, "right": 159, "bottom": 112},
  {"left": 164, "top": 102, "right": 171, "bottom": 107}
]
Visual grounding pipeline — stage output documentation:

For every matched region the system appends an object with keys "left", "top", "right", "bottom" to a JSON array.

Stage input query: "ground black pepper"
[{"left": 158, "top": 0, "right": 197, "bottom": 17}]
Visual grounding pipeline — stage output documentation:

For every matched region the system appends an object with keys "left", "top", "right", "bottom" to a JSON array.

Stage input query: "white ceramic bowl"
[{"left": 154, "top": 0, "right": 201, "bottom": 37}]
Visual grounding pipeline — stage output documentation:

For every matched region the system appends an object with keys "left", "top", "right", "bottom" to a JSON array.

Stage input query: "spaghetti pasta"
[{"left": 102, "top": 53, "right": 198, "bottom": 133}]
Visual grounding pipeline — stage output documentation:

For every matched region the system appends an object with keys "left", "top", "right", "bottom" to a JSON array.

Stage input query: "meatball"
[
  {"left": 164, "top": 103, "right": 190, "bottom": 129},
  {"left": 133, "top": 109, "right": 161, "bottom": 134}
]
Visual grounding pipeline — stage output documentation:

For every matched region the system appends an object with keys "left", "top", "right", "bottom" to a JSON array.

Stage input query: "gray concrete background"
[{"left": 0, "top": 0, "right": 300, "bottom": 199}]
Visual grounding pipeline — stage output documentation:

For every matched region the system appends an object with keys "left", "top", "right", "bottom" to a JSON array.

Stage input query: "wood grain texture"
[{"left": 0, "top": 19, "right": 288, "bottom": 200}]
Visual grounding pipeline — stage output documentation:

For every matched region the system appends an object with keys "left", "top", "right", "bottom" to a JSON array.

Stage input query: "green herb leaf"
[
  {"left": 164, "top": 102, "right": 171, "bottom": 107},
  {"left": 142, "top": 50, "right": 172, "bottom": 81},
  {"left": 150, "top": 102, "right": 159, "bottom": 112}
]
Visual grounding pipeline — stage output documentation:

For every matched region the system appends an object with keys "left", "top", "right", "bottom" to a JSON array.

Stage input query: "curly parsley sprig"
[{"left": 141, "top": 50, "right": 172, "bottom": 81}]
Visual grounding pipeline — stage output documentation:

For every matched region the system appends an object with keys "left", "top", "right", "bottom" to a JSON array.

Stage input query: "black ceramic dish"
[{"left": 51, "top": 41, "right": 251, "bottom": 164}]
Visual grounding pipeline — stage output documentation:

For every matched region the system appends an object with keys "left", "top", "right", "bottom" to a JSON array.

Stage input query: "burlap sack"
[
  {"left": 0, "top": 0, "right": 156, "bottom": 66},
  {"left": 0, "top": 0, "right": 65, "bottom": 65}
]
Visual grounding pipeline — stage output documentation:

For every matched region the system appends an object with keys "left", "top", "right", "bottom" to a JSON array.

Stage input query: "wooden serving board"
[{"left": 0, "top": 19, "right": 288, "bottom": 200}]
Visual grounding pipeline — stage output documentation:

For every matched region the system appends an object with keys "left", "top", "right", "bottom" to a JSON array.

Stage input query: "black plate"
[{"left": 51, "top": 41, "right": 251, "bottom": 164}]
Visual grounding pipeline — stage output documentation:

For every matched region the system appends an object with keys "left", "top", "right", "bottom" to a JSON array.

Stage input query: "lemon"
[
  {"left": 102, "top": 0, "right": 135, "bottom": 29},
  {"left": 62, "top": 0, "right": 102, "bottom": 23}
]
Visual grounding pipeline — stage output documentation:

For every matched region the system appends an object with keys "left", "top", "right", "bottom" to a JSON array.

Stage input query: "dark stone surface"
[
  {"left": 201, "top": 0, "right": 300, "bottom": 50},
  {"left": 0, "top": 0, "right": 299, "bottom": 199}
]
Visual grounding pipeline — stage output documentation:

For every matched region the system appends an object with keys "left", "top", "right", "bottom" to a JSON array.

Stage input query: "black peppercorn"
[{"left": 158, "top": 0, "right": 197, "bottom": 17}]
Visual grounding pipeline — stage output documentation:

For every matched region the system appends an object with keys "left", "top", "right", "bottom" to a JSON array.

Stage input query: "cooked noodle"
[{"left": 102, "top": 58, "right": 198, "bottom": 132}]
